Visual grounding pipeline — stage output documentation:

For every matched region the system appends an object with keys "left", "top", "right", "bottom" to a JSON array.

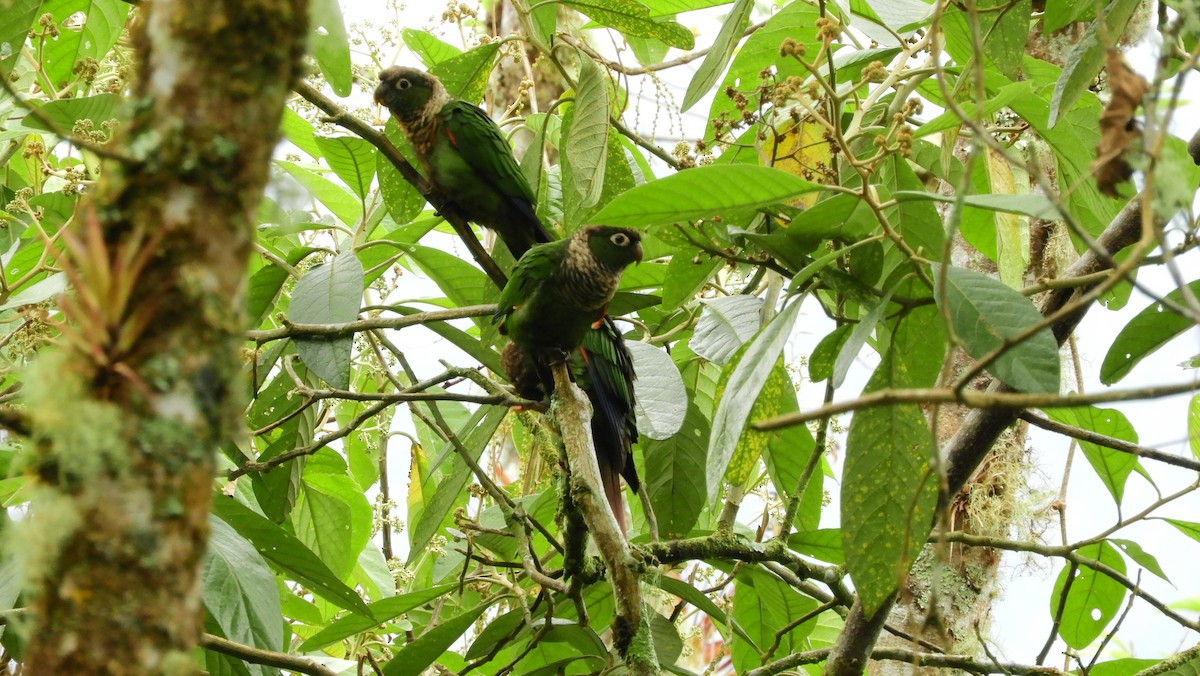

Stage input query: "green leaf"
[
  {"left": 934, "top": 263, "right": 1060, "bottom": 393},
  {"left": 0, "top": 0, "right": 41, "bottom": 77},
  {"left": 565, "top": 0, "right": 695, "bottom": 48},
  {"left": 650, "top": 574, "right": 760, "bottom": 650},
  {"left": 1044, "top": 406, "right": 1138, "bottom": 505},
  {"left": 22, "top": 94, "right": 120, "bottom": 135},
  {"left": 893, "top": 190, "right": 1057, "bottom": 219},
  {"left": 1108, "top": 539, "right": 1169, "bottom": 582},
  {"left": 203, "top": 517, "right": 284, "bottom": 654},
  {"left": 299, "top": 583, "right": 458, "bottom": 651},
  {"left": 401, "top": 28, "right": 461, "bottom": 67},
  {"left": 382, "top": 601, "right": 495, "bottom": 675},
  {"left": 639, "top": 0, "right": 733, "bottom": 15},
  {"left": 402, "top": 243, "right": 495, "bottom": 309},
  {"left": 978, "top": 0, "right": 1030, "bottom": 77},
  {"left": 704, "top": 0, "right": 819, "bottom": 143},
  {"left": 295, "top": 471, "right": 373, "bottom": 580},
  {"left": 211, "top": 497, "right": 371, "bottom": 616},
  {"left": 1051, "top": 542, "right": 1127, "bottom": 649},
  {"left": 309, "top": 0, "right": 352, "bottom": 96},
  {"left": 1087, "top": 658, "right": 1163, "bottom": 676},
  {"left": 430, "top": 42, "right": 500, "bottom": 102},
  {"left": 280, "top": 107, "right": 322, "bottom": 160},
  {"left": 276, "top": 160, "right": 363, "bottom": 226},
  {"left": 680, "top": 0, "right": 752, "bottom": 112},
  {"left": 1165, "top": 518, "right": 1200, "bottom": 544},
  {"left": 626, "top": 341, "right": 686, "bottom": 440},
  {"left": 377, "top": 119, "right": 426, "bottom": 225},
  {"left": 832, "top": 285, "right": 896, "bottom": 389},
  {"left": 809, "top": 325, "right": 851, "bottom": 383},
  {"left": 564, "top": 56, "right": 610, "bottom": 221},
  {"left": 289, "top": 250, "right": 364, "bottom": 389},
  {"left": 1190, "top": 393, "right": 1200, "bottom": 461},
  {"left": 1048, "top": 0, "right": 1142, "bottom": 127},
  {"left": 731, "top": 566, "right": 818, "bottom": 672},
  {"left": 707, "top": 299, "right": 801, "bottom": 503},
  {"left": 1044, "top": 0, "right": 1096, "bottom": 31},
  {"left": 663, "top": 252, "right": 722, "bottom": 311},
  {"left": 788, "top": 529, "right": 844, "bottom": 565},
  {"left": 1101, "top": 279, "right": 1200, "bottom": 385},
  {"left": 315, "top": 135, "right": 376, "bottom": 199},
  {"left": 591, "top": 165, "right": 820, "bottom": 229},
  {"left": 688, "top": 295, "right": 763, "bottom": 365},
  {"left": 408, "top": 406, "right": 508, "bottom": 561},
  {"left": 644, "top": 402, "right": 709, "bottom": 538}
]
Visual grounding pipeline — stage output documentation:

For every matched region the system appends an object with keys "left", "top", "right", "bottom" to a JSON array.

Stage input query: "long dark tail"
[{"left": 581, "top": 320, "right": 640, "bottom": 534}]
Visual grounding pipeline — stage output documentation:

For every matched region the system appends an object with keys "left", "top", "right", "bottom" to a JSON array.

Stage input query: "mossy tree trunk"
[{"left": 22, "top": 1, "right": 308, "bottom": 673}]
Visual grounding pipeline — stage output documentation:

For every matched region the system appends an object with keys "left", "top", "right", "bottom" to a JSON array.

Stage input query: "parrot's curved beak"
[{"left": 634, "top": 242, "right": 643, "bottom": 264}]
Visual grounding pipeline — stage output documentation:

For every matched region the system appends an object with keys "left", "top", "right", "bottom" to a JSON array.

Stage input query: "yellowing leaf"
[{"left": 772, "top": 118, "right": 835, "bottom": 209}]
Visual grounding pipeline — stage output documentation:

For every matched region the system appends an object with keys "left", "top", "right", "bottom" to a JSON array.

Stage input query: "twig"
[
  {"left": 1018, "top": 411, "right": 1200, "bottom": 471},
  {"left": 201, "top": 633, "right": 339, "bottom": 676},
  {"left": 247, "top": 305, "right": 495, "bottom": 343}
]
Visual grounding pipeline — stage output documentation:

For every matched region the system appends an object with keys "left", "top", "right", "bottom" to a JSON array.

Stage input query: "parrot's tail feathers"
[{"left": 601, "top": 461, "right": 627, "bottom": 535}]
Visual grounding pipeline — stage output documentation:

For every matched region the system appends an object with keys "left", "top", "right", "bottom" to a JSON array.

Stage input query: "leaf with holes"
[{"left": 1050, "top": 541, "right": 1127, "bottom": 649}]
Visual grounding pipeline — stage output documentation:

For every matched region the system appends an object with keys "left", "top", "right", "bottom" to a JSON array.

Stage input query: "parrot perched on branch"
[
  {"left": 494, "top": 226, "right": 643, "bottom": 532},
  {"left": 373, "top": 66, "right": 552, "bottom": 258},
  {"left": 376, "top": 67, "right": 645, "bottom": 533}
]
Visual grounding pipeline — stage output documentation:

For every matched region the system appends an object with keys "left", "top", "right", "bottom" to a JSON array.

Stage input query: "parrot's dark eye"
[
  {"left": 610, "top": 233, "right": 630, "bottom": 246},
  {"left": 397, "top": 78, "right": 411, "bottom": 90}
]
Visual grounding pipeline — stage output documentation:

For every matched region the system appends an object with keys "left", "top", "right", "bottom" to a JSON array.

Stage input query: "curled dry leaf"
[{"left": 1093, "top": 49, "right": 1148, "bottom": 197}]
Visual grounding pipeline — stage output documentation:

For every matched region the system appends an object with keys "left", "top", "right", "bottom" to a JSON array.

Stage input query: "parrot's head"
[
  {"left": 374, "top": 67, "right": 445, "bottom": 124},
  {"left": 583, "top": 225, "right": 643, "bottom": 270}
]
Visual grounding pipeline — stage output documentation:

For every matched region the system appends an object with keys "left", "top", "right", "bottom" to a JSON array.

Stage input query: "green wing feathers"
[
  {"left": 440, "top": 101, "right": 537, "bottom": 205},
  {"left": 493, "top": 241, "right": 563, "bottom": 325}
]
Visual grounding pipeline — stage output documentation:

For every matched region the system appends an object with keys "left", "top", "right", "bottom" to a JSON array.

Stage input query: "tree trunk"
[{"left": 22, "top": 1, "right": 308, "bottom": 672}]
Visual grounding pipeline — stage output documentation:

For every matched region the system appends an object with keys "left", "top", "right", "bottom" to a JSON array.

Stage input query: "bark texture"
[{"left": 23, "top": 1, "right": 308, "bottom": 673}]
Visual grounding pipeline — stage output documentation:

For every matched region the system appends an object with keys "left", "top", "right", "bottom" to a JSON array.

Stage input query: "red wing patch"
[{"left": 444, "top": 126, "right": 458, "bottom": 148}]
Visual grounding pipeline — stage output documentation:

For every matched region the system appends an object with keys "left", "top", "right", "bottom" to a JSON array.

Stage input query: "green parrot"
[
  {"left": 375, "top": 67, "right": 644, "bottom": 533},
  {"left": 373, "top": 66, "right": 552, "bottom": 258},
  {"left": 494, "top": 225, "right": 643, "bottom": 531}
]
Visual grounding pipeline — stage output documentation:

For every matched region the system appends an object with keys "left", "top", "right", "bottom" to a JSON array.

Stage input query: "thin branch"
[
  {"left": 228, "top": 400, "right": 392, "bottom": 479},
  {"left": 1018, "top": 411, "right": 1200, "bottom": 471},
  {"left": 755, "top": 380, "right": 1199, "bottom": 430},
  {"left": 246, "top": 304, "right": 495, "bottom": 343},
  {"left": 201, "top": 633, "right": 338, "bottom": 676},
  {"left": 745, "top": 645, "right": 1069, "bottom": 676}
]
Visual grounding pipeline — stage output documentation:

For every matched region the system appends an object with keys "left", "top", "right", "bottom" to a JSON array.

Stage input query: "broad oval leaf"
[
  {"left": 1044, "top": 406, "right": 1139, "bottom": 505},
  {"left": 566, "top": 55, "right": 610, "bottom": 215},
  {"left": 430, "top": 42, "right": 501, "bottom": 102},
  {"left": 565, "top": 0, "right": 695, "bottom": 48},
  {"left": 402, "top": 28, "right": 462, "bottom": 67},
  {"left": 689, "top": 295, "right": 764, "bottom": 365},
  {"left": 590, "top": 165, "right": 820, "bottom": 228},
  {"left": 680, "top": 0, "right": 752, "bottom": 112},
  {"left": 309, "top": 0, "right": 352, "bottom": 96},
  {"left": 315, "top": 135, "right": 376, "bottom": 199},
  {"left": 382, "top": 601, "right": 496, "bottom": 676},
  {"left": 933, "top": 263, "right": 1061, "bottom": 393},
  {"left": 289, "top": 250, "right": 364, "bottom": 389},
  {"left": 707, "top": 299, "right": 801, "bottom": 503},
  {"left": 1100, "top": 279, "right": 1200, "bottom": 385},
  {"left": 203, "top": 517, "right": 284, "bottom": 654},
  {"left": 299, "top": 583, "right": 458, "bottom": 651},
  {"left": 23, "top": 94, "right": 121, "bottom": 135},
  {"left": 626, "top": 340, "right": 686, "bottom": 440},
  {"left": 1051, "top": 541, "right": 1127, "bottom": 649}
]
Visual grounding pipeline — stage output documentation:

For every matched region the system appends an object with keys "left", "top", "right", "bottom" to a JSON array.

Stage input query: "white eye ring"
[
  {"left": 611, "top": 233, "right": 629, "bottom": 246},
  {"left": 397, "top": 78, "right": 411, "bottom": 90}
]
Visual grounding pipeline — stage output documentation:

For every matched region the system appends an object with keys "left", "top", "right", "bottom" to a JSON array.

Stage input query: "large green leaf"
[
  {"left": 626, "top": 340, "right": 686, "bottom": 440},
  {"left": 565, "top": 0, "right": 694, "bottom": 48},
  {"left": 211, "top": 497, "right": 371, "bottom": 616},
  {"left": 294, "top": 471, "right": 373, "bottom": 580},
  {"left": 591, "top": 165, "right": 820, "bottom": 229},
  {"left": 401, "top": 28, "right": 461, "bottom": 67},
  {"left": 643, "top": 401, "right": 708, "bottom": 538},
  {"left": 299, "top": 583, "right": 458, "bottom": 651},
  {"left": 1100, "top": 279, "right": 1200, "bottom": 384},
  {"left": 688, "top": 295, "right": 763, "bottom": 365},
  {"left": 22, "top": 94, "right": 120, "bottom": 136},
  {"left": 1044, "top": 406, "right": 1139, "bottom": 505},
  {"left": 309, "top": 0, "right": 352, "bottom": 96},
  {"left": 289, "top": 250, "right": 364, "bottom": 390},
  {"left": 934, "top": 263, "right": 1060, "bottom": 393},
  {"left": 408, "top": 406, "right": 509, "bottom": 562},
  {"left": 707, "top": 299, "right": 801, "bottom": 503},
  {"left": 0, "top": 0, "right": 41, "bottom": 77},
  {"left": 202, "top": 517, "right": 284, "bottom": 655},
  {"left": 377, "top": 119, "right": 426, "bottom": 225},
  {"left": 276, "top": 160, "right": 363, "bottom": 226},
  {"left": 564, "top": 55, "right": 609, "bottom": 219},
  {"left": 680, "top": 0, "right": 752, "bottom": 112},
  {"left": 430, "top": 42, "right": 500, "bottom": 102},
  {"left": 731, "top": 566, "right": 818, "bottom": 672},
  {"left": 382, "top": 601, "right": 496, "bottom": 675},
  {"left": 315, "top": 135, "right": 376, "bottom": 200},
  {"left": 1047, "top": 0, "right": 1143, "bottom": 127},
  {"left": 1050, "top": 541, "right": 1127, "bottom": 649}
]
